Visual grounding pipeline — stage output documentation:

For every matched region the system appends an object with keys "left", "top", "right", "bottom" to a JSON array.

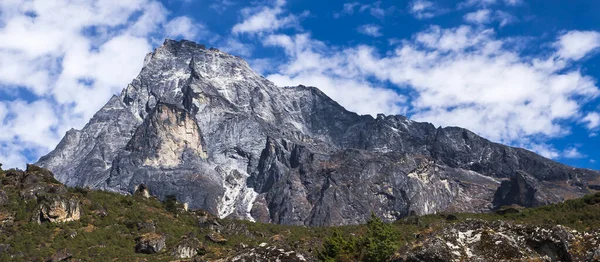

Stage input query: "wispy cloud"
[
  {"left": 357, "top": 24, "right": 383, "bottom": 37},
  {"left": 0, "top": 0, "right": 203, "bottom": 168},
  {"left": 232, "top": 0, "right": 308, "bottom": 35},
  {"left": 463, "top": 9, "right": 517, "bottom": 26}
]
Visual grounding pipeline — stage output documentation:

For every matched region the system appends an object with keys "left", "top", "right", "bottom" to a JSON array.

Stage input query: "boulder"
[
  {"left": 134, "top": 184, "right": 151, "bottom": 198},
  {"left": 206, "top": 231, "right": 227, "bottom": 244},
  {"left": 46, "top": 248, "right": 72, "bottom": 262},
  {"left": 171, "top": 234, "right": 204, "bottom": 259},
  {"left": 136, "top": 221, "right": 156, "bottom": 233},
  {"left": 135, "top": 233, "right": 166, "bottom": 254},
  {"left": 0, "top": 211, "right": 15, "bottom": 227},
  {"left": 35, "top": 196, "right": 81, "bottom": 224},
  {"left": 0, "top": 190, "right": 8, "bottom": 206}
]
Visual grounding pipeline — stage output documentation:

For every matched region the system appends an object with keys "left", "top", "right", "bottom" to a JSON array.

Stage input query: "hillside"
[{"left": 1, "top": 165, "right": 600, "bottom": 261}]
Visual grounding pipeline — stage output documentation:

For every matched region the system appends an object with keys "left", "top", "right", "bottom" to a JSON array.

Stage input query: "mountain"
[{"left": 37, "top": 39, "right": 600, "bottom": 226}]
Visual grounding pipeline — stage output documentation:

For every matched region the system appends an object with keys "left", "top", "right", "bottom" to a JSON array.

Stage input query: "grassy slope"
[{"left": 1, "top": 166, "right": 599, "bottom": 261}]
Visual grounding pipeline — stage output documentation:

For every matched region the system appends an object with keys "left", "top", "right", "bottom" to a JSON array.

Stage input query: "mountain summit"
[{"left": 37, "top": 39, "right": 600, "bottom": 226}]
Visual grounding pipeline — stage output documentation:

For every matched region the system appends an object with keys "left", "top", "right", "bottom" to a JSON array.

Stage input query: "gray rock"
[
  {"left": 392, "top": 219, "right": 600, "bottom": 262},
  {"left": 228, "top": 243, "right": 313, "bottom": 262},
  {"left": 206, "top": 231, "right": 227, "bottom": 244},
  {"left": 0, "top": 190, "right": 8, "bottom": 206},
  {"left": 171, "top": 234, "right": 203, "bottom": 259},
  {"left": 493, "top": 170, "right": 561, "bottom": 208},
  {"left": 46, "top": 248, "right": 72, "bottom": 262},
  {"left": 36, "top": 39, "right": 600, "bottom": 226},
  {"left": 135, "top": 233, "right": 166, "bottom": 254}
]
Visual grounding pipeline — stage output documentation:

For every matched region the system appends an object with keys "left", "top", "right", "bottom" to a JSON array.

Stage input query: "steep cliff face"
[{"left": 37, "top": 39, "right": 600, "bottom": 226}]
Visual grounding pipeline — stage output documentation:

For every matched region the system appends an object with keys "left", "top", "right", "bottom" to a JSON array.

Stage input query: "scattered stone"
[
  {"left": 0, "top": 244, "right": 9, "bottom": 255},
  {"left": 92, "top": 206, "right": 108, "bottom": 218},
  {"left": 206, "top": 232, "right": 227, "bottom": 244},
  {"left": 0, "top": 211, "right": 15, "bottom": 227},
  {"left": 134, "top": 184, "right": 151, "bottom": 199},
  {"left": 270, "top": 234, "right": 284, "bottom": 242},
  {"left": 135, "top": 233, "right": 166, "bottom": 254},
  {"left": 46, "top": 248, "right": 72, "bottom": 262},
  {"left": 0, "top": 190, "right": 8, "bottom": 206},
  {"left": 171, "top": 234, "right": 204, "bottom": 259},
  {"left": 137, "top": 221, "right": 156, "bottom": 233},
  {"left": 229, "top": 243, "right": 310, "bottom": 262}
]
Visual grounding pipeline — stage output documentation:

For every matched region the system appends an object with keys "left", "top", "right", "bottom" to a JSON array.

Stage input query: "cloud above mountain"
[{"left": 1, "top": 0, "right": 599, "bottom": 168}]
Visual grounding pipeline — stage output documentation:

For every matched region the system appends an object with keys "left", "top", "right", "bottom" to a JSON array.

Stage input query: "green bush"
[{"left": 319, "top": 213, "right": 402, "bottom": 262}]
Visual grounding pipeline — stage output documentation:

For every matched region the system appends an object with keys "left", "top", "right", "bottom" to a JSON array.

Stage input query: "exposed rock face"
[
  {"left": 493, "top": 170, "right": 561, "bottom": 208},
  {"left": 228, "top": 243, "right": 311, "bottom": 262},
  {"left": 392, "top": 219, "right": 600, "bottom": 262},
  {"left": 37, "top": 39, "right": 600, "bottom": 226},
  {"left": 135, "top": 233, "right": 166, "bottom": 254},
  {"left": 35, "top": 196, "right": 81, "bottom": 224}
]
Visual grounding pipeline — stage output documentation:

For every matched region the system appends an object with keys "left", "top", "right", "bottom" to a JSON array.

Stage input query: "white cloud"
[
  {"left": 555, "top": 30, "right": 600, "bottom": 60},
  {"left": 582, "top": 112, "right": 600, "bottom": 130},
  {"left": 231, "top": 0, "right": 308, "bottom": 35},
  {"left": 458, "top": 0, "right": 497, "bottom": 8},
  {"left": 210, "top": 0, "right": 236, "bottom": 13},
  {"left": 165, "top": 16, "right": 201, "bottom": 39},
  {"left": 334, "top": 2, "right": 360, "bottom": 18},
  {"left": 357, "top": 24, "right": 383, "bottom": 37},
  {"left": 459, "top": 0, "right": 522, "bottom": 8},
  {"left": 335, "top": 1, "right": 388, "bottom": 19},
  {"left": 260, "top": 26, "right": 600, "bottom": 160},
  {"left": 464, "top": 9, "right": 516, "bottom": 27},
  {"left": 220, "top": 37, "right": 254, "bottom": 57},
  {"left": 263, "top": 34, "right": 406, "bottom": 116},
  {"left": 409, "top": 0, "right": 441, "bottom": 19},
  {"left": 563, "top": 147, "right": 586, "bottom": 159},
  {"left": 504, "top": 0, "right": 523, "bottom": 6},
  {"left": 351, "top": 27, "right": 599, "bottom": 144},
  {"left": 0, "top": 0, "right": 203, "bottom": 168},
  {"left": 463, "top": 9, "right": 491, "bottom": 24},
  {"left": 526, "top": 143, "right": 560, "bottom": 159}
]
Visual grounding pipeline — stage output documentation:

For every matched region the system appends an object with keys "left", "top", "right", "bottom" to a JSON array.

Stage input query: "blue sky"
[{"left": 1, "top": 0, "right": 600, "bottom": 170}]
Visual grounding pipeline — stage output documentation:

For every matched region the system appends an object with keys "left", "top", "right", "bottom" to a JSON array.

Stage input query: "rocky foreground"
[{"left": 1, "top": 165, "right": 600, "bottom": 261}]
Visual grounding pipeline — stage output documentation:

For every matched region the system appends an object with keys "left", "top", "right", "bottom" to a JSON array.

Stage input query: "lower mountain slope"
[{"left": 1, "top": 165, "right": 600, "bottom": 261}]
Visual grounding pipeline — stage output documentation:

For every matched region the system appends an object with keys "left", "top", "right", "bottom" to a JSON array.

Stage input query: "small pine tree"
[
  {"left": 164, "top": 195, "right": 179, "bottom": 214},
  {"left": 360, "top": 213, "right": 400, "bottom": 262}
]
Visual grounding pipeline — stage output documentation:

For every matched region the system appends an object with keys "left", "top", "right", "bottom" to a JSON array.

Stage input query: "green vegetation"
[{"left": 1, "top": 166, "right": 600, "bottom": 261}]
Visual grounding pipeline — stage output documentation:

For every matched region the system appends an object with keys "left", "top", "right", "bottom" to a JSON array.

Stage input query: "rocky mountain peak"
[{"left": 37, "top": 39, "right": 600, "bottom": 226}]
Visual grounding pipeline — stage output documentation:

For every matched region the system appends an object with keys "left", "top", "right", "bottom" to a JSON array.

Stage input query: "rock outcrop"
[
  {"left": 36, "top": 39, "right": 600, "bottom": 226},
  {"left": 135, "top": 233, "right": 166, "bottom": 254},
  {"left": 171, "top": 234, "right": 204, "bottom": 259},
  {"left": 35, "top": 196, "right": 81, "bottom": 224},
  {"left": 0, "top": 165, "right": 81, "bottom": 224},
  {"left": 228, "top": 243, "right": 311, "bottom": 262},
  {"left": 493, "top": 170, "right": 562, "bottom": 208},
  {"left": 392, "top": 219, "right": 600, "bottom": 262}
]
